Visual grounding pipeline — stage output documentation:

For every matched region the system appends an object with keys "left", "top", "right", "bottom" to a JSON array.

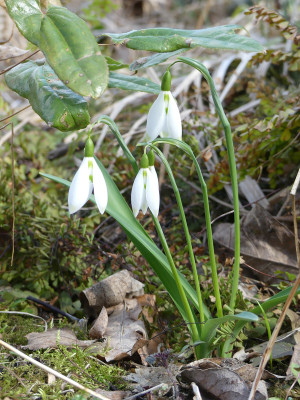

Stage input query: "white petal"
[
  {"left": 146, "top": 92, "right": 166, "bottom": 141},
  {"left": 92, "top": 159, "right": 108, "bottom": 214},
  {"left": 131, "top": 169, "right": 144, "bottom": 217},
  {"left": 146, "top": 167, "right": 160, "bottom": 217},
  {"left": 68, "top": 157, "right": 91, "bottom": 214},
  {"left": 163, "top": 93, "right": 182, "bottom": 140}
]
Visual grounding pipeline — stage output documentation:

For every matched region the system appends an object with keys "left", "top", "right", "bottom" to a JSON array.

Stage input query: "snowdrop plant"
[
  {"left": 145, "top": 70, "right": 182, "bottom": 141},
  {"left": 68, "top": 137, "right": 108, "bottom": 215},
  {"left": 131, "top": 151, "right": 160, "bottom": 217}
]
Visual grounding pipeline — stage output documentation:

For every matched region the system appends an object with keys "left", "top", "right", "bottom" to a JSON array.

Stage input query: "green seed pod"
[
  {"left": 84, "top": 137, "right": 94, "bottom": 157},
  {"left": 161, "top": 70, "right": 171, "bottom": 91}
]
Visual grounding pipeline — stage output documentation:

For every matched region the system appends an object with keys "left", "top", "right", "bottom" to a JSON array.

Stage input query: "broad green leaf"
[
  {"left": 5, "top": 0, "right": 43, "bottom": 45},
  {"left": 108, "top": 72, "right": 160, "bottom": 94},
  {"left": 39, "top": 6, "right": 108, "bottom": 98},
  {"left": 103, "top": 25, "right": 264, "bottom": 53},
  {"left": 5, "top": 60, "right": 90, "bottom": 131},
  {"left": 40, "top": 163, "right": 211, "bottom": 323},
  {"left": 129, "top": 49, "right": 186, "bottom": 71},
  {"left": 105, "top": 56, "right": 129, "bottom": 71}
]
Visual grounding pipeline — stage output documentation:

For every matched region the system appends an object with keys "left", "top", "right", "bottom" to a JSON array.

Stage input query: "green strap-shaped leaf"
[
  {"left": 5, "top": 0, "right": 43, "bottom": 45},
  {"left": 102, "top": 25, "right": 264, "bottom": 53},
  {"left": 38, "top": 6, "right": 108, "bottom": 98},
  {"left": 108, "top": 72, "right": 160, "bottom": 94},
  {"left": 5, "top": 60, "right": 90, "bottom": 132}
]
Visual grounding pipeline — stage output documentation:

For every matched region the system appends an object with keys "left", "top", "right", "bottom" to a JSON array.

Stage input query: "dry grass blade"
[
  {"left": 0, "top": 339, "right": 111, "bottom": 400},
  {"left": 248, "top": 168, "right": 300, "bottom": 400}
]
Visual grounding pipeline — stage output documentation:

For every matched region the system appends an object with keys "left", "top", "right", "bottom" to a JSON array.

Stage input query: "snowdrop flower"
[
  {"left": 68, "top": 137, "right": 108, "bottom": 214},
  {"left": 146, "top": 70, "right": 182, "bottom": 141},
  {"left": 131, "top": 152, "right": 160, "bottom": 217}
]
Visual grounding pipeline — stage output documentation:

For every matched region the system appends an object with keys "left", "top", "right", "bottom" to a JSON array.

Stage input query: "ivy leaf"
[
  {"left": 38, "top": 6, "right": 108, "bottom": 98},
  {"left": 102, "top": 25, "right": 264, "bottom": 53},
  {"left": 5, "top": 0, "right": 43, "bottom": 45},
  {"left": 5, "top": 60, "right": 90, "bottom": 132}
]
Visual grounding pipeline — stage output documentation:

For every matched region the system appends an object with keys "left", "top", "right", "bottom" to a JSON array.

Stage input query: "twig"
[
  {"left": 0, "top": 50, "right": 40, "bottom": 76},
  {"left": 27, "top": 296, "right": 80, "bottom": 323},
  {"left": 248, "top": 168, "right": 300, "bottom": 400},
  {"left": 0, "top": 339, "right": 110, "bottom": 400},
  {"left": 0, "top": 311, "right": 47, "bottom": 331},
  {"left": 123, "top": 383, "right": 165, "bottom": 400},
  {"left": 191, "top": 382, "right": 203, "bottom": 400},
  {"left": 0, "top": 104, "right": 31, "bottom": 123}
]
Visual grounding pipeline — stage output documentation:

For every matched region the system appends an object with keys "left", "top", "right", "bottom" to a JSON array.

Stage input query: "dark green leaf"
[
  {"left": 129, "top": 49, "right": 186, "bottom": 71},
  {"left": 103, "top": 25, "right": 264, "bottom": 53},
  {"left": 39, "top": 6, "right": 108, "bottom": 98},
  {"left": 5, "top": 0, "right": 43, "bottom": 45},
  {"left": 5, "top": 60, "right": 90, "bottom": 131},
  {"left": 108, "top": 72, "right": 160, "bottom": 94}
]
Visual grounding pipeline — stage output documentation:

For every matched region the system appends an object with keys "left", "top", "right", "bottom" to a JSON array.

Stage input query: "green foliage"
[
  {"left": 103, "top": 26, "right": 264, "bottom": 52},
  {"left": 5, "top": 1, "right": 109, "bottom": 99},
  {"left": 5, "top": 61, "right": 90, "bottom": 131},
  {"left": 108, "top": 72, "right": 160, "bottom": 94}
]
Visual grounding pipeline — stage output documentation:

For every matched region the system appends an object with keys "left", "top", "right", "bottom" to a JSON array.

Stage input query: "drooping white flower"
[
  {"left": 146, "top": 70, "right": 182, "bottom": 141},
  {"left": 131, "top": 153, "right": 160, "bottom": 217},
  {"left": 68, "top": 138, "right": 108, "bottom": 215}
]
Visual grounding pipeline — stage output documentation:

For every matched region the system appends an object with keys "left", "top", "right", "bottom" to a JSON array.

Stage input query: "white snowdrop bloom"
[
  {"left": 146, "top": 70, "right": 182, "bottom": 141},
  {"left": 131, "top": 154, "right": 160, "bottom": 217},
  {"left": 68, "top": 138, "right": 108, "bottom": 215}
]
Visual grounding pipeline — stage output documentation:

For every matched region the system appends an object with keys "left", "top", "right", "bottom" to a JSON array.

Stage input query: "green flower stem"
[
  {"left": 152, "top": 137, "right": 223, "bottom": 319},
  {"left": 178, "top": 57, "right": 240, "bottom": 312},
  {"left": 151, "top": 215, "right": 201, "bottom": 354},
  {"left": 151, "top": 144, "right": 205, "bottom": 327},
  {"left": 190, "top": 153, "right": 223, "bottom": 318}
]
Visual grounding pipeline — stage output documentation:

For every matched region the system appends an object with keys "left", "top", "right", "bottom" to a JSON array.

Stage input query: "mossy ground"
[{"left": 0, "top": 312, "right": 127, "bottom": 399}]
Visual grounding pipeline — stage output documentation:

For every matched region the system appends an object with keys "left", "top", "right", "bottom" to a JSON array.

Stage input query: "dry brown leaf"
[
  {"left": 23, "top": 328, "right": 96, "bottom": 350},
  {"left": 131, "top": 338, "right": 150, "bottom": 356},
  {"left": 89, "top": 306, "right": 108, "bottom": 339},
  {"left": 104, "top": 303, "right": 147, "bottom": 362},
  {"left": 214, "top": 205, "right": 298, "bottom": 282},
  {"left": 286, "top": 309, "right": 300, "bottom": 344},
  {"left": 80, "top": 270, "right": 144, "bottom": 319},
  {"left": 179, "top": 366, "right": 268, "bottom": 400}
]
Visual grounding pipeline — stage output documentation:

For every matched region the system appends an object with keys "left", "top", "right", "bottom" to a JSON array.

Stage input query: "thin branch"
[
  {"left": 0, "top": 49, "right": 40, "bottom": 76},
  {"left": 0, "top": 105, "right": 31, "bottom": 123}
]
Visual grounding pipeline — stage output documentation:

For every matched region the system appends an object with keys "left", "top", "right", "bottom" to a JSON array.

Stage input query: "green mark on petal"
[
  {"left": 89, "top": 174, "right": 93, "bottom": 183},
  {"left": 164, "top": 93, "right": 169, "bottom": 114},
  {"left": 88, "top": 160, "right": 93, "bottom": 168}
]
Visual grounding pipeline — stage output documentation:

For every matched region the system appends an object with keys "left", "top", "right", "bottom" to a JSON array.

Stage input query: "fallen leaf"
[
  {"left": 104, "top": 303, "right": 147, "bottom": 362},
  {"left": 214, "top": 205, "right": 298, "bottom": 282},
  {"left": 80, "top": 270, "right": 144, "bottom": 318},
  {"left": 287, "top": 343, "right": 300, "bottom": 377},
  {"left": 89, "top": 306, "right": 108, "bottom": 339},
  {"left": 125, "top": 364, "right": 180, "bottom": 394},
  {"left": 179, "top": 366, "right": 268, "bottom": 400},
  {"left": 23, "top": 328, "right": 96, "bottom": 350}
]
